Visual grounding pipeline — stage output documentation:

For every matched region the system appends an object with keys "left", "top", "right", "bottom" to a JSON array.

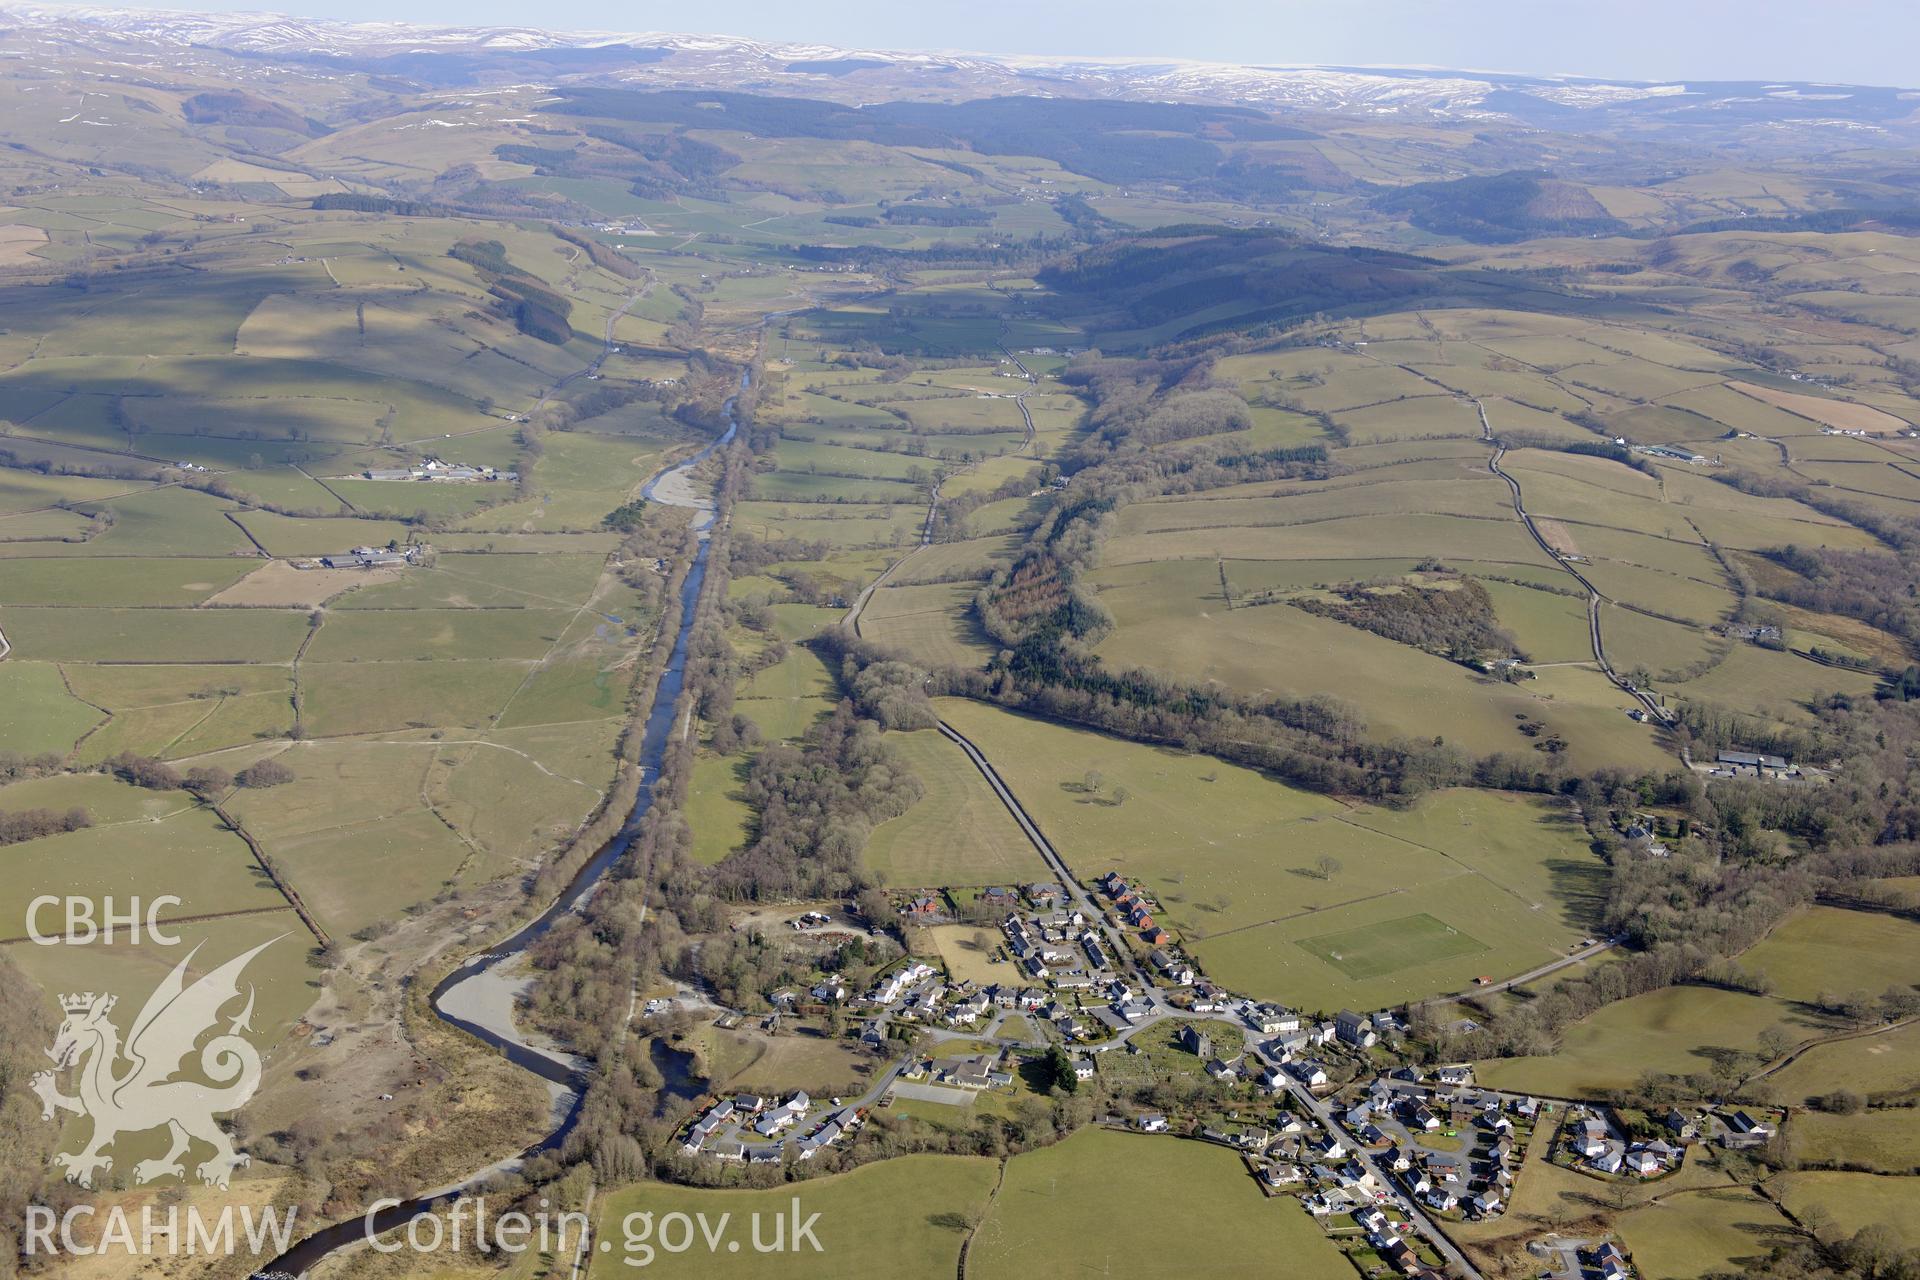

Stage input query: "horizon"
[{"left": 20, "top": 0, "right": 1920, "bottom": 90}]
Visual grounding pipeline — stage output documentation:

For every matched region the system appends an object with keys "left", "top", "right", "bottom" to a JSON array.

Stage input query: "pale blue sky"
[{"left": 147, "top": 0, "right": 1920, "bottom": 87}]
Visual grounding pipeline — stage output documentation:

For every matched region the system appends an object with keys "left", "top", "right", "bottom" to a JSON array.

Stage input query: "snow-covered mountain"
[{"left": 2, "top": 0, "right": 1915, "bottom": 131}]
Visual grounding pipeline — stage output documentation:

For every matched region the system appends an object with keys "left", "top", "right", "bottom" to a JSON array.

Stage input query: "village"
[{"left": 654, "top": 869, "right": 1794, "bottom": 1280}]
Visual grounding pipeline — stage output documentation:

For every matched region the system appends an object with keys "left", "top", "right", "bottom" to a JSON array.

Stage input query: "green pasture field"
[
  {"left": 1, "top": 606, "right": 310, "bottom": 663},
  {"left": 60, "top": 661, "right": 291, "bottom": 709},
  {"left": 76, "top": 694, "right": 256, "bottom": 763},
  {"left": 0, "top": 507, "right": 95, "bottom": 543},
  {"left": 1102, "top": 511, "right": 1548, "bottom": 567},
  {"left": 232, "top": 510, "right": 418, "bottom": 556},
  {"left": 686, "top": 751, "right": 754, "bottom": 864},
  {"left": 298, "top": 660, "right": 529, "bottom": 736},
  {"left": 859, "top": 582, "right": 996, "bottom": 670},
  {"left": 1772, "top": 1172, "right": 1920, "bottom": 1250},
  {"left": 1479, "top": 906, "right": 1920, "bottom": 1096},
  {"left": 1088, "top": 557, "right": 1667, "bottom": 773},
  {"left": 305, "top": 607, "right": 573, "bottom": 662},
  {"left": 457, "top": 430, "right": 682, "bottom": 533},
  {"left": 327, "top": 478, "right": 508, "bottom": 520},
  {"left": 23, "top": 487, "right": 256, "bottom": 559},
  {"left": 436, "top": 738, "right": 605, "bottom": 876},
  {"left": 1334, "top": 396, "right": 1483, "bottom": 444},
  {"left": 1124, "top": 471, "right": 1509, "bottom": 532},
  {"left": 1764, "top": 1022, "right": 1920, "bottom": 1106},
  {"left": 735, "top": 643, "right": 836, "bottom": 742},
  {"left": 495, "top": 653, "right": 637, "bottom": 729},
  {"left": 0, "top": 802, "right": 283, "bottom": 938},
  {"left": 0, "top": 557, "right": 253, "bottom": 605},
  {"left": 935, "top": 700, "right": 1608, "bottom": 1008},
  {"left": 970, "top": 1127, "right": 1350, "bottom": 1280},
  {"left": 0, "top": 468, "right": 152, "bottom": 515},
  {"left": 589, "top": 1155, "right": 1000, "bottom": 1279},
  {"left": 1601, "top": 608, "right": 1726, "bottom": 679},
  {"left": 751, "top": 471, "right": 922, "bottom": 504},
  {"left": 0, "top": 771, "right": 180, "bottom": 824},
  {"left": 335, "top": 552, "right": 608, "bottom": 611},
  {"left": 1584, "top": 561, "right": 1735, "bottom": 627},
  {"left": 1789, "top": 1110, "right": 1920, "bottom": 1173},
  {"left": 266, "top": 809, "right": 470, "bottom": 938},
  {"left": 773, "top": 439, "right": 945, "bottom": 480},
  {"left": 863, "top": 728, "right": 1046, "bottom": 887},
  {"left": 1667, "top": 642, "right": 1881, "bottom": 726},
  {"left": 0, "top": 661, "right": 104, "bottom": 753},
  {"left": 1616, "top": 1187, "right": 1800, "bottom": 1280},
  {"left": 731, "top": 502, "right": 925, "bottom": 548},
  {"left": 1479, "top": 579, "right": 1592, "bottom": 662},
  {"left": 1298, "top": 913, "right": 1488, "bottom": 979},
  {"left": 882, "top": 535, "right": 1019, "bottom": 585}
]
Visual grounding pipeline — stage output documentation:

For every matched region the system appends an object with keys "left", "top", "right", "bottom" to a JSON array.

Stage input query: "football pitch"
[{"left": 1297, "top": 913, "right": 1489, "bottom": 980}]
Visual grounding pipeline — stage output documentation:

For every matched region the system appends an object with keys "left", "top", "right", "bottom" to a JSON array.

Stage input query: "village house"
[
  {"left": 1290, "top": 1060, "right": 1330, "bottom": 1088},
  {"left": 1335, "top": 1010, "right": 1378, "bottom": 1048}
]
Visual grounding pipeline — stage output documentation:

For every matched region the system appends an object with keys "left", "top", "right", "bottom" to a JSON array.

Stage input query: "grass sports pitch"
[{"left": 1297, "top": 912, "right": 1490, "bottom": 980}]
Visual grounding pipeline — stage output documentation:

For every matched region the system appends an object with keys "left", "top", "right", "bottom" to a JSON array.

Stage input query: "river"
[{"left": 256, "top": 385, "right": 742, "bottom": 1277}]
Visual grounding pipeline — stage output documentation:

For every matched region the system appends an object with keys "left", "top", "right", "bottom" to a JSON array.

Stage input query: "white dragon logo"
[{"left": 31, "top": 938, "right": 278, "bottom": 1190}]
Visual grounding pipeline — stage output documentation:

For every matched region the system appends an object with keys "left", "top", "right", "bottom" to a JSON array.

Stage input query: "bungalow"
[
  {"left": 1262, "top": 1163, "right": 1306, "bottom": 1188},
  {"left": 733, "top": 1094, "right": 766, "bottom": 1115},
  {"left": 748, "top": 1144, "right": 783, "bottom": 1165},
  {"left": 1137, "top": 1113, "right": 1170, "bottom": 1133},
  {"left": 1025, "top": 883, "right": 1065, "bottom": 906},
  {"left": 754, "top": 1111, "right": 796, "bottom": 1138},
  {"left": 980, "top": 886, "right": 1018, "bottom": 908},
  {"left": 1434, "top": 1065, "right": 1473, "bottom": 1086},
  {"left": 709, "top": 1140, "right": 746, "bottom": 1162},
  {"left": 902, "top": 896, "right": 941, "bottom": 917}
]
